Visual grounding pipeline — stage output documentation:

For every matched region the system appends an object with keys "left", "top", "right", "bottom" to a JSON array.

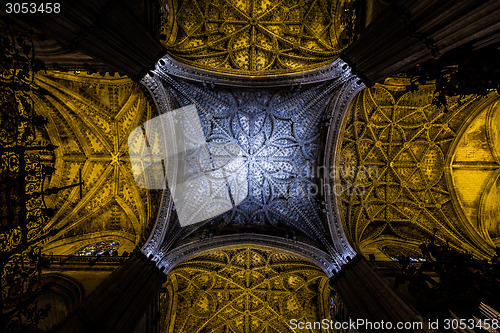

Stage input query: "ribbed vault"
[
  {"left": 336, "top": 77, "right": 499, "bottom": 260},
  {"left": 141, "top": 71, "right": 354, "bottom": 259},
  {"left": 32, "top": 72, "right": 161, "bottom": 255},
  {"left": 160, "top": 246, "right": 331, "bottom": 333},
  {"left": 160, "top": 0, "right": 358, "bottom": 75}
]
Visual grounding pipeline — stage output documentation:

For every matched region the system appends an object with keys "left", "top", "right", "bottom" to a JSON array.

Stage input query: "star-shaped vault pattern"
[
  {"left": 32, "top": 72, "right": 161, "bottom": 255},
  {"left": 337, "top": 78, "right": 495, "bottom": 260},
  {"left": 160, "top": 0, "right": 358, "bottom": 75},
  {"left": 160, "top": 75, "right": 337, "bottom": 246},
  {"left": 160, "top": 247, "right": 330, "bottom": 333}
]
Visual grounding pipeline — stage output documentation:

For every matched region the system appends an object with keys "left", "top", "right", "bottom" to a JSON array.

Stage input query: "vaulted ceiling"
[
  {"left": 8, "top": 0, "right": 494, "bottom": 264},
  {"left": 151, "top": 75, "right": 340, "bottom": 254},
  {"left": 160, "top": 0, "right": 358, "bottom": 75},
  {"left": 160, "top": 247, "right": 330, "bottom": 333},
  {"left": 32, "top": 72, "right": 161, "bottom": 255},
  {"left": 336, "top": 77, "right": 500, "bottom": 260},
  {"left": 3, "top": 2, "right": 500, "bottom": 332}
]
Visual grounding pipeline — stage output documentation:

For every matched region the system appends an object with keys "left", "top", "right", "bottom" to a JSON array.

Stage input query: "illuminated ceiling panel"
[
  {"left": 160, "top": 247, "right": 330, "bottom": 333},
  {"left": 160, "top": 0, "right": 358, "bottom": 75},
  {"left": 336, "top": 78, "right": 497, "bottom": 260},
  {"left": 157, "top": 76, "right": 338, "bottom": 248}
]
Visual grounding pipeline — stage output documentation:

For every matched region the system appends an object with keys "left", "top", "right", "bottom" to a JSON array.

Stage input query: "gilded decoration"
[
  {"left": 160, "top": 0, "right": 358, "bottom": 75},
  {"left": 30, "top": 72, "right": 159, "bottom": 255},
  {"left": 450, "top": 99, "right": 500, "bottom": 247},
  {"left": 160, "top": 247, "right": 331, "bottom": 333},
  {"left": 336, "top": 77, "right": 497, "bottom": 260}
]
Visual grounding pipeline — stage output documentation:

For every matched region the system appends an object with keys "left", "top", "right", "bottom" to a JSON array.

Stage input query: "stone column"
[
  {"left": 55, "top": 250, "right": 166, "bottom": 333},
  {"left": 342, "top": 0, "right": 500, "bottom": 85},
  {"left": 13, "top": 0, "right": 165, "bottom": 80},
  {"left": 330, "top": 256, "right": 433, "bottom": 333},
  {"left": 133, "top": 292, "right": 161, "bottom": 333}
]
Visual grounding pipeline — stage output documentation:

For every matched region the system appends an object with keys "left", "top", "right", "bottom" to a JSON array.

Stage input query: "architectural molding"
[
  {"left": 159, "top": 0, "right": 358, "bottom": 77},
  {"left": 159, "top": 247, "right": 331, "bottom": 333},
  {"left": 323, "top": 75, "right": 365, "bottom": 261},
  {"left": 153, "top": 54, "right": 353, "bottom": 88},
  {"left": 334, "top": 79, "right": 496, "bottom": 259},
  {"left": 32, "top": 72, "right": 156, "bottom": 254},
  {"left": 140, "top": 74, "right": 176, "bottom": 258},
  {"left": 155, "top": 234, "right": 343, "bottom": 278},
  {"left": 140, "top": 55, "right": 363, "bottom": 270}
]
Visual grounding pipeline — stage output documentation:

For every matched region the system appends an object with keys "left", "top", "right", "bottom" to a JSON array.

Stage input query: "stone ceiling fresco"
[
  {"left": 160, "top": 247, "right": 330, "bottom": 333},
  {"left": 336, "top": 77, "right": 498, "bottom": 260},
  {"left": 32, "top": 72, "right": 160, "bottom": 255},
  {"left": 160, "top": 0, "right": 358, "bottom": 75}
]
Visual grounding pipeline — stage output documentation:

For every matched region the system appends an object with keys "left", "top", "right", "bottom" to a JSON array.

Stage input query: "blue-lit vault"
[{"left": 139, "top": 57, "right": 361, "bottom": 273}]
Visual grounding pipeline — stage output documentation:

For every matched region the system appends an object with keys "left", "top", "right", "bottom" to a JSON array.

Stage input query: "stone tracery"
[
  {"left": 336, "top": 77, "right": 498, "bottom": 260},
  {"left": 4, "top": 1, "right": 500, "bottom": 331},
  {"left": 160, "top": 0, "right": 358, "bottom": 75},
  {"left": 160, "top": 247, "right": 330, "bottom": 333},
  {"left": 142, "top": 71, "right": 352, "bottom": 257},
  {"left": 31, "top": 72, "right": 161, "bottom": 255}
]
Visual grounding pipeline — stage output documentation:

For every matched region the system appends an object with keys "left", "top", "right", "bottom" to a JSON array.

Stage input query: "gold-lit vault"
[
  {"left": 160, "top": 247, "right": 331, "bottom": 333},
  {"left": 160, "top": 0, "right": 358, "bottom": 75},
  {"left": 31, "top": 72, "right": 160, "bottom": 255},
  {"left": 335, "top": 77, "right": 498, "bottom": 260},
  {"left": 450, "top": 99, "right": 500, "bottom": 248}
]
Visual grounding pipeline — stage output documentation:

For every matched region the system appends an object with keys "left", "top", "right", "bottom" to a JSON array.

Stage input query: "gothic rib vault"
[
  {"left": 140, "top": 0, "right": 500, "bottom": 273},
  {"left": 27, "top": 0, "right": 498, "bottom": 268},
  {"left": 139, "top": 64, "right": 357, "bottom": 276},
  {"left": 21, "top": 0, "right": 361, "bottom": 270},
  {"left": 32, "top": 72, "right": 161, "bottom": 256},
  {"left": 160, "top": 0, "right": 358, "bottom": 75},
  {"left": 336, "top": 77, "right": 500, "bottom": 260},
  {"left": 4, "top": 1, "right": 500, "bottom": 332},
  {"left": 159, "top": 247, "right": 331, "bottom": 333},
  {"left": 33, "top": 69, "right": 500, "bottom": 269}
]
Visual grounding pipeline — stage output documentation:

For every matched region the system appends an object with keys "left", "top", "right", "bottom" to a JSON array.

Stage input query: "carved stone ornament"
[{"left": 140, "top": 53, "right": 360, "bottom": 272}]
